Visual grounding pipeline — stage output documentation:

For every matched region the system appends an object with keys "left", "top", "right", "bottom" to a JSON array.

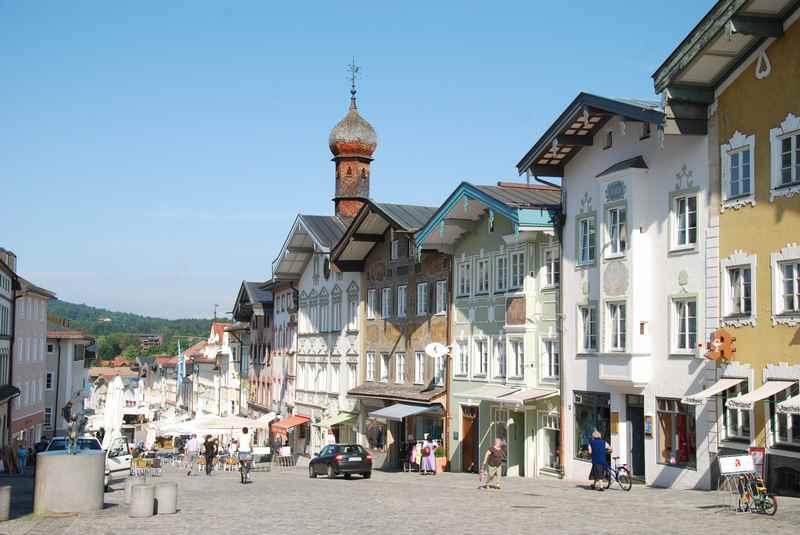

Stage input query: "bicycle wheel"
[
  {"left": 602, "top": 472, "right": 612, "bottom": 490},
  {"left": 617, "top": 467, "right": 633, "bottom": 491},
  {"left": 762, "top": 495, "right": 777, "bottom": 516}
]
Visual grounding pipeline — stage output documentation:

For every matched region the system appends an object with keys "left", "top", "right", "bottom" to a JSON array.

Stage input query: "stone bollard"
[
  {"left": 154, "top": 482, "right": 178, "bottom": 514},
  {"left": 125, "top": 476, "right": 144, "bottom": 505},
  {"left": 129, "top": 484, "right": 155, "bottom": 518},
  {"left": 0, "top": 485, "right": 10, "bottom": 521}
]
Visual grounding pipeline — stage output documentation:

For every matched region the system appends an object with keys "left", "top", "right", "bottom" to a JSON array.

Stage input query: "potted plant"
[{"left": 434, "top": 447, "right": 447, "bottom": 473}]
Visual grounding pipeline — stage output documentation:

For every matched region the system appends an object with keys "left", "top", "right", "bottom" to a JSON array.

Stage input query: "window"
[
  {"left": 414, "top": 352, "right": 425, "bottom": 384},
  {"left": 541, "top": 412, "right": 561, "bottom": 471},
  {"left": 380, "top": 353, "right": 389, "bottom": 383},
  {"left": 506, "top": 340, "right": 524, "bottom": 378},
  {"left": 579, "top": 306, "right": 597, "bottom": 352},
  {"left": 367, "top": 289, "right": 376, "bottom": 319},
  {"left": 313, "top": 255, "right": 320, "bottom": 278},
  {"left": 723, "top": 382, "right": 751, "bottom": 441},
  {"left": 381, "top": 288, "right": 391, "bottom": 318},
  {"left": 607, "top": 207, "right": 627, "bottom": 256},
  {"left": 603, "top": 130, "right": 613, "bottom": 149},
  {"left": 73, "top": 344, "right": 85, "bottom": 361},
  {"left": 510, "top": 251, "right": 525, "bottom": 289},
  {"left": 416, "top": 282, "right": 428, "bottom": 316},
  {"left": 673, "top": 298, "right": 697, "bottom": 353},
  {"left": 47, "top": 343, "right": 54, "bottom": 353},
  {"left": 574, "top": 391, "right": 610, "bottom": 461},
  {"left": 476, "top": 259, "right": 489, "bottom": 294},
  {"left": 781, "top": 262, "right": 800, "bottom": 314},
  {"left": 457, "top": 261, "right": 472, "bottom": 297},
  {"left": 607, "top": 302, "right": 626, "bottom": 352},
  {"left": 347, "top": 291, "right": 359, "bottom": 331},
  {"left": 779, "top": 132, "right": 800, "bottom": 186},
  {"left": 641, "top": 122, "right": 651, "bottom": 139},
  {"left": 541, "top": 340, "right": 559, "bottom": 380},
  {"left": 728, "top": 267, "right": 752, "bottom": 317},
  {"left": 332, "top": 299, "right": 342, "bottom": 331},
  {"left": 475, "top": 339, "right": 489, "bottom": 376},
  {"left": 44, "top": 408, "right": 52, "bottom": 430},
  {"left": 391, "top": 239, "right": 400, "bottom": 260},
  {"left": 348, "top": 363, "right": 357, "bottom": 389},
  {"left": 46, "top": 372, "right": 53, "bottom": 390},
  {"left": 543, "top": 247, "right": 560, "bottom": 287},
  {"left": 673, "top": 194, "right": 697, "bottom": 249},
  {"left": 331, "top": 364, "right": 340, "bottom": 393},
  {"left": 434, "top": 354, "right": 445, "bottom": 386},
  {"left": 319, "top": 298, "right": 330, "bottom": 332},
  {"left": 495, "top": 256, "right": 508, "bottom": 292},
  {"left": 731, "top": 149, "right": 752, "bottom": 198},
  {"left": 396, "top": 285, "right": 407, "bottom": 318},
  {"left": 577, "top": 217, "right": 596, "bottom": 265},
  {"left": 456, "top": 341, "right": 469, "bottom": 376},
  {"left": 0, "top": 303, "right": 9, "bottom": 336},
  {"left": 435, "top": 280, "right": 447, "bottom": 315},
  {"left": 769, "top": 114, "right": 800, "bottom": 200},
  {"left": 494, "top": 339, "right": 506, "bottom": 379},
  {"left": 366, "top": 352, "right": 375, "bottom": 381},
  {"left": 395, "top": 353, "right": 405, "bottom": 384},
  {"left": 771, "top": 245, "right": 800, "bottom": 323},
  {"left": 770, "top": 382, "right": 800, "bottom": 447},
  {"left": 656, "top": 398, "right": 696, "bottom": 468}
]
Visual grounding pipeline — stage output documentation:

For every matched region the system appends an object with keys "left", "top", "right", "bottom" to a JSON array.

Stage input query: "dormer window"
[
  {"left": 641, "top": 122, "right": 651, "bottom": 139},
  {"left": 390, "top": 239, "right": 400, "bottom": 261},
  {"left": 603, "top": 131, "right": 613, "bottom": 150}
]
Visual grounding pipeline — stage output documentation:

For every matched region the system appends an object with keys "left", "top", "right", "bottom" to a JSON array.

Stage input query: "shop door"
[
  {"left": 461, "top": 406, "right": 478, "bottom": 473},
  {"left": 508, "top": 411, "right": 525, "bottom": 477},
  {"left": 626, "top": 395, "right": 645, "bottom": 479}
]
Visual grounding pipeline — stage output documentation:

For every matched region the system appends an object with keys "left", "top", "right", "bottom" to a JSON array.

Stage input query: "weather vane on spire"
[{"left": 347, "top": 57, "right": 361, "bottom": 109}]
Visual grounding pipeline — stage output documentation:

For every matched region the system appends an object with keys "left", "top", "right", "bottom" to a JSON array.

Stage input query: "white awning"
[
  {"left": 777, "top": 394, "right": 800, "bottom": 415},
  {"left": 369, "top": 404, "right": 442, "bottom": 421},
  {"left": 454, "top": 384, "right": 519, "bottom": 402},
  {"left": 682, "top": 377, "right": 745, "bottom": 405},
  {"left": 726, "top": 380, "right": 795, "bottom": 410},
  {"left": 497, "top": 388, "right": 557, "bottom": 406}
]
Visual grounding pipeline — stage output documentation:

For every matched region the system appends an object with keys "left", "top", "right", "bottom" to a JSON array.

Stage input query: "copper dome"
[{"left": 328, "top": 99, "right": 378, "bottom": 158}]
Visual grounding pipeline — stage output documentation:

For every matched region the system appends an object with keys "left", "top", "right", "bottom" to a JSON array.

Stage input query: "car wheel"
[
  {"left": 309, "top": 466, "right": 317, "bottom": 479},
  {"left": 344, "top": 473, "right": 352, "bottom": 479},
  {"left": 327, "top": 464, "right": 335, "bottom": 479},
  {"left": 362, "top": 472, "right": 371, "bottom": 479}
]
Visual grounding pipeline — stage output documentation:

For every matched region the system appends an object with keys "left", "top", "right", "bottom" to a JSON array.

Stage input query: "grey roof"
[
  {"left": 596, "top": 156, "right": 648, "bottom": 178},
  {"left": 347, "top": 382, "right": 446, "bottom": 403},
  {"left": 375, "top": 203, "right": 438, "bottom": 231},
  {"left": 475, "top": 184, "right": 561, "bottom": 208},
  {"left": 298, "top": 215, "right": 347, "bottom": 249},
  {"left": 243, "top": 281, "right": 273, "bottom": 305}
]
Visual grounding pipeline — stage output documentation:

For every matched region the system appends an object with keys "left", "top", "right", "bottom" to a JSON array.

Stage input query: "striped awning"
[
  {"left": 777, "top": 393, "right": 800, "bottom": 415},
  {"left": 726, "top": 381, "right": 795, "bottom": 410},
  {"left": 682, "top": 377, "right": 745, "bottom": 405}
]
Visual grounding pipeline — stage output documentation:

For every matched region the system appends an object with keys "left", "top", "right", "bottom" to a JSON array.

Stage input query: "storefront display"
[{"left": 574, "top": 391, "right": 610, "bottom": 461}]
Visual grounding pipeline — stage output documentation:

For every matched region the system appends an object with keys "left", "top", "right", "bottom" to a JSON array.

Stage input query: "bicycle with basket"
[{"left": 717, "top": 454, "right": 777, "bottom": 515}]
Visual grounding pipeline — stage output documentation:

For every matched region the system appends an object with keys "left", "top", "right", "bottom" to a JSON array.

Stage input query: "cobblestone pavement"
[{"left": 3, "top": 465, "right": 800, "bottom": 535}]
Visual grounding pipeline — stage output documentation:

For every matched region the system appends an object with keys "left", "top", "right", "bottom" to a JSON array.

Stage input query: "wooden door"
[{"left": 462, "top": 406, "right": 479, "bottom": 473}]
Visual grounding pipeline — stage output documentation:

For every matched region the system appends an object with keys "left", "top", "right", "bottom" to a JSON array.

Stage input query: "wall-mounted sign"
[
  {"left": 718, "top": 454, "right": 755, "bottom": 475},
  {"left": 644, "top": 415, "right": 654, "bottom": 437}
]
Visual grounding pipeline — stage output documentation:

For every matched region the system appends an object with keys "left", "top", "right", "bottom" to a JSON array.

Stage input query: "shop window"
[
  {"left": 722, "top": 382, "right": 751, "bottom": 441},
  {"left": 366, "top": 419, "right": 386, "bottom": 452},
  {"left": 656, "top": 398, "right": 696, "bottom": 469},
  {"left": 770, "top": 382, "right": 800, "bottom": 448},
  {"left": 540, "top": 413, "right": 561, "bottom": 471},
  {"left": 574, "top": 391, "right": 610, "bottom": 461}
]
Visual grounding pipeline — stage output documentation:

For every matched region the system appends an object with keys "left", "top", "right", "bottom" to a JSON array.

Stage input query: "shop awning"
[
  {"left": 455, "top": 384, "right": 519, "bottom": 402},
  {"left": 497, "top": 388, "right": 557, "bottom": 406},
  {"left": 316, "top": 412, "right": 357, "bottom": 428},
  {"left": 271, "top": 415, "right": 310, "bottom": 432},
  {"left": 726, "top": 380, "right": 795, "bottom": 410},
  {"left": 0, "top": 385, "right": 21, "bottom": 404},
  {"left": 777, "top": 393, "right": 800, "bottom": 415},
  {"left": 369, "top": 404, "right": 442, "bottom": 421},
  {"left": 682, "top": 377, "right": 746, "bottom": 405}
]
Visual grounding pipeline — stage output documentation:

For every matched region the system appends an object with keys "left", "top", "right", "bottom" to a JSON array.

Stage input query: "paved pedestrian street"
[{"left": 4, "top": 465, "right": 800, "bottom": 535}]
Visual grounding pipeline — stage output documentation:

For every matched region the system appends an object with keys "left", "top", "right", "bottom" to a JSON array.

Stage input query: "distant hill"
[{"left": 48, "top": 300, "right": 214, "bottom": 338}]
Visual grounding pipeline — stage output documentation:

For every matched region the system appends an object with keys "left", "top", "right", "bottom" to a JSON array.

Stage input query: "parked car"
[
  {"left": 46, "top": 434, "right": 132, "bottom": 491},
  {"left": 309, "top": 444, "right": 371, "bottom": 479}
]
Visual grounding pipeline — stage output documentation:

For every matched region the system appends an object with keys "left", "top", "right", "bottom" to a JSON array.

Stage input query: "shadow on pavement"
[{"left": 0, "top": 473, "right": 34, "bottom": 520}]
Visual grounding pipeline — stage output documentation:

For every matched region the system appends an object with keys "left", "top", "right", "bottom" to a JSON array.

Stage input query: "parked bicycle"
[
  {"left": 736, "top": 474, "right": 776, "bottom": 515},
  {"left": 603, "top": 456, "right": 633, "bottom": 491}
]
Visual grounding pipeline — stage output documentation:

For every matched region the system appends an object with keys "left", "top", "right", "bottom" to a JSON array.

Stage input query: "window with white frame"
[
  {"left": 456, "top": 341, "right": 469, "bottom": 376},
  {"left": 780, "top": 261, "right": 800, "bottom": 315},
  {"left": 721, "top": 131, "right": 756, "bottom": 207},
  {"left": 673, "top": 298, "right": 697, "bottom": 353},
  {"left": 578, "top": 306, "right": 597, "bottom": 352},
  {"left": 366, "top": 352, "right": 375, "bottom": 381},
  {"left": 543, "top": 247, "right": 560, "bottom": 287},
  {"left": 458, "top": 261, "right": 472, "bottom": 297},
  {"left": 510, "top": 250, "right": 525, "bottom": 289},
  {"left": 332, "top": 298, "right": 342, "bottom": 331},
  {"left": 348, "top": 363, "right": 357, "bottom": 390},
  {"left": 607, "top": 302, "right": 626, "bottom": 352},
  {"left": 44, "top": 408, "right": 52, "bottom": 429},
  {"left": 771, "top": 244, "right": 800, "bottom": 324},
  {"left": 577, "top": 216, "right": 596, "bottom": 265},
  {"left": 381, "top": 288, "right": 391, "bottom": 318},
  {"left": 434, "top": 354, "right": 445, "bottom": 386},
  {"left": 416, "top": 282, "right": 428, "bottom": 316},
  {"left": 509, "top": 340, "right": 524, "bottom": 378},
  {"left": 769, "top": 113, "right": 800, "bottom": 200},
  {"left": 46, "top": 372, "right": 53, "bottom": 390},
  {"left": 319, "top": 296, "right": 330, "bottom": 332},
  {"left": 494, "top": 339, "right": 506, "bottom": 379},
  {"left": 367, "top": 289, "right": 376, "bottom": 319},
  {"left": 476, "top": 258, "right": 490, "bottom": 294},
  {"left": 673, "top": 194, "right": 698, "bottom": 249},
  {"left": 380, "top": 353, "right": 389, "bottom": 383},
  {"left": 771, "top": 382, "right": 800, "bottom": 447},
  {"left": 331, "top": 364, "right": 340, "bottom": 393},
  {"left": 607, "top": 206, "right": 627, "bottom": 256},
  {"left": 475, "top": 339, "right": 488, "bottom": 376},
  {"left": 495, "top": 255, "right": 508, "bottom": 292},
  {"left": 397, "top": 285, "right": 407, "bottom": 318},
  {"left": 391, "top": 239, "right": 400, "bottom": 260},
  {"left": 722, "top": 382, "right": 751, "bottom": 441},
  {"left": 395, "top": 352, "right": 405, "bottom": 384},
  {"left": 727, "top": 266, "right": 752, "bottom": 317},
  {"left": 414, "top": 352, "right": 425, "bottom": 384},
  {"left": 347, "top": 290, "right": 359, "bottom": 331},
  {"left": 541, "top": 339, "right": 559, "bottom": 380},
  {"left": 435, "top": 280, "right": 447, "bottom": 315},
  {"left": 779, "top": 132, "right": 800, "bottom": 186}
]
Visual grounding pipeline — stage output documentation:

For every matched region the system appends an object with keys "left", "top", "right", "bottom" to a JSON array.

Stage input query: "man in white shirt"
[
  {"left": 238, "top": 427, "right": 253, "bottom": 484},
  {"left": 185, "top": 434, "right": 199, "bottom": 477}
]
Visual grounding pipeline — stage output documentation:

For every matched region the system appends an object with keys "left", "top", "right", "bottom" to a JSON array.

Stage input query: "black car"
[{"left": 309, "top": 444, "right": 371, "bottom": 479}]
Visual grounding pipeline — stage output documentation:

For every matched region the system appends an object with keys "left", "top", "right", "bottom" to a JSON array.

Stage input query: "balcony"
[{"left": 598, "top": 353, "right": 651, "bottom": 388}]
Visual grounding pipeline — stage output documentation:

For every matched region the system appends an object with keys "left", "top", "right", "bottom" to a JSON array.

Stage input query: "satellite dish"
[{"left": 424, "top": 342, "right": 449, "bottom": 359}]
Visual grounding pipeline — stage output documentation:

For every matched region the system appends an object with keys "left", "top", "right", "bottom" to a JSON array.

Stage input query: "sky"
[{"left": 2, "top": 0, "right": 712, "bottom": 319}]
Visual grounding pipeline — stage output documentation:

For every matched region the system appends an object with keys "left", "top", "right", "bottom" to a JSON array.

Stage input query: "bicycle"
[
  {"left": 603, "top": 456, "right": 633, "bottom": 491},
  {"left": 736, "top": 474, "right": 777, "bottom": 515},
  {"left": 239, "top": 453, "right": 252, "bottom": 484}
]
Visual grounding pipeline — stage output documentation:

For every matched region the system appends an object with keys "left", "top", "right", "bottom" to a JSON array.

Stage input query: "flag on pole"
[{"left": 177, "top": 340, "right": 184, "bottom": 405}]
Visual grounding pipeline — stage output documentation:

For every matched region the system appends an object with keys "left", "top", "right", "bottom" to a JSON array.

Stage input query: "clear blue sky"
[{"left": 2, "top": 0, "right": 711, "bottom": 319}]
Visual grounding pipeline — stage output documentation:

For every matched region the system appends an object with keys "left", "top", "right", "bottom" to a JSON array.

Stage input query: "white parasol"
[{"left": 102, "top": 376, "right": 125, "bottom": 449}]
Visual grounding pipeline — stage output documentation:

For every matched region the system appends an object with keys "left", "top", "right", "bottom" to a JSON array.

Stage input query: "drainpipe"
[
  {"left": 6, "top": 283, "right": 19, "bottom": 446},
  {"left": 556, "top": 186, "right": 566, "bottom": 479},
  {"left": 445, "top": 253, "right": 454, "bottom": 465}
]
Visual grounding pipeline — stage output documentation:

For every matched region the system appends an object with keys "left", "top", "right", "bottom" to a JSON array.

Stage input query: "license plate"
[{"left": 349, "top": 456, "right": 362, "bottom": 461}]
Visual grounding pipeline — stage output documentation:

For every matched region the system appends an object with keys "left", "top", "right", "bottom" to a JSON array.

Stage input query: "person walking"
[
  {"left": 185, "top": 434, "right": 199, "bottom": 476},
  {"left": 420, "top": 434, "right": 436, "bottom": 475},
  {"left": 588, "top": 430, "right": 612, "bottom": 491},
  {"left": 479, "top": 438, "right": 506, "bottom": 490},
  {"left": 203, "top": 435, "right": 218, "bottom": 476},
  {"left": 238, "top": 427, "right": 253, "bottom": 483}
]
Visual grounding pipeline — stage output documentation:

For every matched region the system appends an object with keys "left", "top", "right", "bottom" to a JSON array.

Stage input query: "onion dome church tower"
[{"left": 328, "top": 61, "right": 377, "bottom": 221}]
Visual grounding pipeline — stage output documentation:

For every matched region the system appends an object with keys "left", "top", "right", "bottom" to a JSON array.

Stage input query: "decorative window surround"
[
  {"left": 769, "top": 113, "right": 800, "bottom": 202},
  {"left": 721, "top": 250, "right": 758, "bottom": 327},
  {"left": 669, "top": 189, "right": 700, "bottom": 254},
  {"left": 771, "top": 243, "right": 800, "bottom": 326},
  {"left": 763, "top": 362, "right": 800, "bottom": 382},
  {"left": 720, "top": 131, "right": 756, "bottom": 210}
]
